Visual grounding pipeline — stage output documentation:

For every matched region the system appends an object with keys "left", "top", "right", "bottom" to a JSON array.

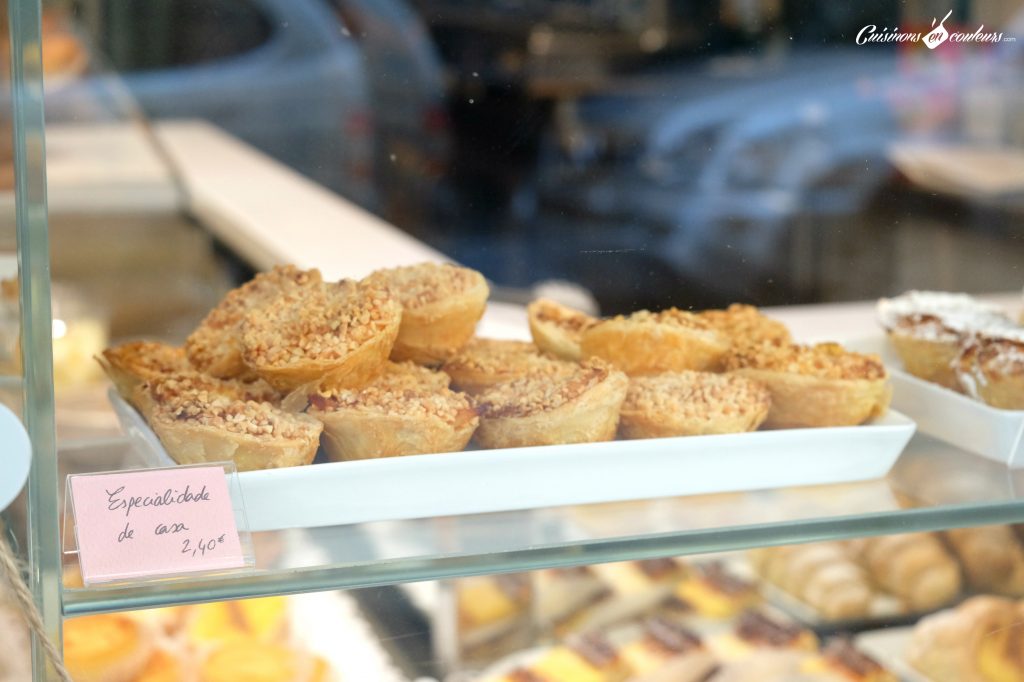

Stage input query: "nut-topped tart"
[
  {"left": 443, "top": 338, "right": 576, "bottom": 395},
  {"left": 527, "top": 298, "right": 598, "bottom": 361}
]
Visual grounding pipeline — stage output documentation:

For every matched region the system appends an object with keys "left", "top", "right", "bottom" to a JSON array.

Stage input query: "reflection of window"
[{"left": 91, "top": 0, "right": 273, "bottom": 72}]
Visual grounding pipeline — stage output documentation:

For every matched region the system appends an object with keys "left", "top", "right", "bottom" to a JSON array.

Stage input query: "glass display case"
[{"left": 4, "top": 0, "right": 1024, "bottom": 680}]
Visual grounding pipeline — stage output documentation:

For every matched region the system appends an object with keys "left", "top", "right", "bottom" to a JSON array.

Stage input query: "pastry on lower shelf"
[
  {"left": 63, "top": 614, "right": 155, "bottom": 682},
  {"left": 458, "top": 574, "right": 533, "bottom": 655},
  {"left": 536, "top": 567, "right": 612, "bottom": 632},
  {"left": 802, "top": 638, "right": 896, "bottom": 682},
  {"left": 906, "top": 595, "right": 1024, "bottom": 682},
  {"left": 704, "top": 650, "right": 815, "bottom": 682},
  {"left": 708, "top": 610, "right": 817, "bottom": 660},
  {"left": 472, "top": 359, "right": 628, "bottom": 449},
  {"left": 307, "top": 365, "right": 478, "bottom": 460},
  {"left": 97, "top": 340, "right": 192, "bottom": 407},
  {"left": 722, "top": 342, "right": 890, "bottom": 428},
  {"left": 943, "top": 525, "right": 1024, "bottom": 596},
  {"left": 199, "top": 639, "right": 315, "bottom": 682},
  {"left": 853, "top": 533, "right": 961, "bottom": 611},
  {"left": 618, "top": 371, "right": 770, "bottom": 439},
  {"left": 148, "top": 390, "right": 322, "bottom": 471},
  {"left": 579, "top": 309, "right": 728, "bottom": 375},
  {"left": 527, "top": 298, "right": 598, "bottom": 361},
  {"left": 618, "top": 617, "right": 719, "bottom": 682},
  {"left": 240, "top": 279, "right": 402, "bottom": 392},
  {"left": 749, "top": 544, "right": 874, "bottom": 621},
  {"left": 698, "top": 304, "right": 791, "bottom": 351},
  {"left": 530, "top": 633, "right": 631, "bottom": 682},
  {"left": 671, "top": 562, "right": 760, "bottom": 619},
  {"left": 135, "top": 646, "right": 195, "bottom": 682},
  {"left": 362, "top": 262, "right": 489, "bottom": 365},
  {"left": 954, "top": 328, "right": 1024, "bottom": 409},
  {"left": 184, "top": 597, "right": 291, "bottom": 649},
  {"left": 442, "top": 338, "right": 575, "bottom": 395},
  {"left": 186, "top": 265, "right": 322, "bottom": 379},
  {"left": 561, "top": 560, "right": 686, "bottom": 634},
  {"left": 877, "top": 290, "right": 1012, "bottom": 390}
]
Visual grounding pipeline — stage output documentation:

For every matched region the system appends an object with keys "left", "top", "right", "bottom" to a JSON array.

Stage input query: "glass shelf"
[{"left": 61, "top": 432, "right": 1024, "bottom": 616}]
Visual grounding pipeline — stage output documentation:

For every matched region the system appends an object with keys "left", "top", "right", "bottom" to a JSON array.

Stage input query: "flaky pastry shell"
[
  {"left": 888, "top": 331, "right": 961, "bottom": 390},
  {"left": 472, "top": 359, "right": 628, "bottom": 449},
  {"left": 97, "top": 341, "right": 192, "bottom": 407},
  {"left": 527, "top": 298, "right": 598, "bottom": 361},
  {"left": 241, "top": 280, "right": 401, "bottom": 392},
  {"left": 955, "top": 334, "right": 1024, "bottom": 409},
  {"left": 442, "top": 338, "right": 575, "bottom": 394},
  {"left": 724, "top": 343, "right": 890, "bottom": 428},
  {"left": 186, "top": 265, "right": 322, "bottom": 379},
  {"left": 363, "top": 262, "right": 489, "bottom": 365},
  {"left": 619, "top": 372, "right": 770, "bottom": 439},
  {"left": 579, "top": 309, "right": 727, "bottom": 375},
  {"left": 698, "top": 303, "right": 791, "bottom": 350}
]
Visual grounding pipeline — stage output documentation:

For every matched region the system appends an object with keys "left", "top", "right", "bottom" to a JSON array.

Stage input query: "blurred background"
[{"left": 17, "top": 0, "right": 1024, "bottom": 320}]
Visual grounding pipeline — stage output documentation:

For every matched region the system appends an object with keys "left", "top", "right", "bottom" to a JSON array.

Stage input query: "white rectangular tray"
[
  {"left": 849, "top": 337, "right": 1024, "bottom": 467},
  {"left": 110, "top": 390, "right": 915, "bottom": 531}
]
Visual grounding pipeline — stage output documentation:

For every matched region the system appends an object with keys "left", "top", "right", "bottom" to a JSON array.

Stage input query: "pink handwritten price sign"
[{"left": 68, "top": 465, "right": 247, "bottom": 584}]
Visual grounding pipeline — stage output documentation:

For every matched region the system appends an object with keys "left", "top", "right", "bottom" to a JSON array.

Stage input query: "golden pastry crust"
[
  {"left": 363, "top": 262, "right": 489, "bottom": 364},
  {"left": 200, "top": 640, "right": 312, "bottom": 682},
  {"left": 307, "top": 370, "right": 478, "bottom": 461},
  {"left": 619, "top": 371, "right": 770, "bottom": 439},
  {"left": 887, "top": 333, "right": 962, "bottom": 390},
  {"left": 149, "top": 391, "right": 323, "bottom": 471},
  {"left": 579, "top": 309, "right": 728, "bottom": 375},
  {"left": 97, "top": 341, "right": 192, "bottom": 406},
  {"left": 472, "top": 359, "right": 628, "bottom": 448},
  {"left": 857, "top": 534, "right": 961, "bottom": 611},
  {"left": 442, "top": 338, "right": 575, "bottom": 394},
  {"left": 750, "top": 544, "right": 874, "bottom": 621},
  {"left": 186, "top": 265, "right": 322, "bottom": 379},
  {"left": 955, "top": 331, "right": 1024, "bottom": 409},
  {"left": 135, "top": 647, "right": 193, "bottom": 682},
  {"left": 527, "top": 298, "right": 598, "bottom": 361},
  {"left": 698, "top": 304, "right": 791, "bottom": 349},
  {"left": 907, "top": 596, "right": 1023, "bottom": 682},
  {"left": 241, "top": 280, "right": 402, "bottom": 392},
  {"left": 133, "top": 371, "right": 280, "bottom": 420},
  {"left": 722, "top": 342, "right": 891, "bottom": 428},
  {"left": 943, "top": 525, "right": 1024, "bottom": 596},
  {"left": 64, "top": 614, "right": 156, "bottom": 682}
]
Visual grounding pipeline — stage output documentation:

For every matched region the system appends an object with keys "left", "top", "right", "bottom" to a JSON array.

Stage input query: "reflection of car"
[
  {"left": 46, "top": 0, "right": 450, "bottom": 215},
  {"left": 529, "top": 51, "right": 945, "bottom": 301}
]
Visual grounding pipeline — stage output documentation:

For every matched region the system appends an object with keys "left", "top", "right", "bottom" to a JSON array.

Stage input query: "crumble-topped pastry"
[
  {"left": 723, "top": 342, "right": 890, "bottom": 428},
  {"left": 362, "top": 262, "right": 489, "bottom": 364},
  {"left": 698, "top": 303, "right": 791, "bottom": 350},
  {"left": 472, "top": 359, "right": 628, "bottom": 448},
  {"left": 134, "top": 370, "right": 280, "bottom": 419},
  {"left": 527, "top": 298, "right": 598, "bottom": 361},
  {"left": 442, "top": 337, "right": 575, "bottom": 394},
  {"left": 580, "top": 308, "right": 728, "bottom": 375},
  {"left": 185, "top": 265, "right": 322, "bottom": 379},
  {"left": 619, "top": 371, "right": 770, "bottom": 438},
  {"left": 97, "top": 340, "right": 192, "bottom": 406},
  {"left": 241, "top": 279, "right": 401, "bottom": 392}
]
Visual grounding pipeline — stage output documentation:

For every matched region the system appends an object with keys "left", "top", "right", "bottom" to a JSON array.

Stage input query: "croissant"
[
  {"left": 943, "top": 525, "right": 1024, "bottom": 596},
  {"left": 749, "top": 544, "right": 873, "bottom": 620},
  {"left": 856, "top": 533, "right": 961, "bottom": 610}
]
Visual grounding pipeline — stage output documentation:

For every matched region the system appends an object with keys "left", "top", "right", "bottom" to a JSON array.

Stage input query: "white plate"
[
  {"left": 849, "top": 337, "right": 1024, "bottom": 467},
  {"left": 856, "top": 627, "right": 928, "bottom": 682},
  {"left": 109, "top": 389, "right": 915, "bottom": 531}
]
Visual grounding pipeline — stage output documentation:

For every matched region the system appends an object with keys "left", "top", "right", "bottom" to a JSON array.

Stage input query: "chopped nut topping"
[
  {"left": 722, "top": 342, "right": 886, "bottom": 381},
  {"left": 309, "top": 382, "right": 476, "bottom": 426},
  {"left": 241, "top": 280, "right": 401, "bottom": 367},
  {"left": 608, "top": 307, "right": 714, "bottom": 332},
  {"left": 698, "top": 304, "right": 791, "bottom": 347},
  {"left": 375, "top": 361, "right": 451, "bottom": 391},
  {"left": 363, "top": 262, "right": 485, "bottom": 309},
  {"left": 623, "top": 372, "right": 770, "bottom": 420},
  {"left": 151, "top": 392, "right": 320, "bottom": 440},
  {"left": 443, "top": 338, "right": 573, "bottom": 380},
  {"left": 473, "top": 359, "right": 617, "bottom": 418},
  {"left": 528, "top": 298, "right": 597, "bottom": 337},
  {"left": 143, "top": 371, "right": 280, "bottom": 406},
  {"left": 186, "top": 265, "right": 322, "bottom": 372},
  {"left": 101, "top": 341, "right": 191, "bottom": 380}
]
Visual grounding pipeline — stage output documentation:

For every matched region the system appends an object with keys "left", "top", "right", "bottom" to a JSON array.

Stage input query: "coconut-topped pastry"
[
  {"left": 955, "top": 326, "right": 1024, "bottom": 409},
  {"left": 241, "top": 279, "right": 401, "bottom": 392},
  {"left": 472, "top": 359, "right": 628, "bottom": 449},
  {"left": 307, "top": 363, "right": 478, "bottom": 461},
  {"left": 722, "top": 342, "right": 890, "bottom": 428},
  {"left": 527, "top": 298, "right": 598, "bottom": 361},
  {"left": 442, "top": 338, "right": 575, "bottom": 394},
  {"left": 619, "top": 371, "right": 770, "bottom": 439},
  {"left": 186, "top": 265, "right": 322, "bottom": 379},
  {"left": 363, "top": 261, "right": 489, "bottom": 365},
  {"left": 580, "top": 308, "right": 728, "bottom": 375},
  {"left": 877, "top": 290, "right": 1014, "bottom": 389}
]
